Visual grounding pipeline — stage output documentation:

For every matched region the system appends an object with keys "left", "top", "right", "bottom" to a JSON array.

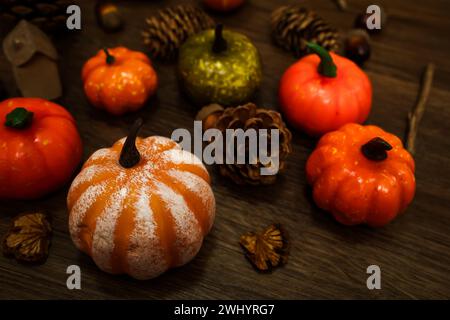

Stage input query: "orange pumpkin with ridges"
[
  {"left": 306, "top": 123, "right": 415, "bottom": 227},
  {"left": 67, "top": 119, "right": 215, "bottom": 279},
  {"left": 82, "top": 47, "right": 158, "bottom": 116}
]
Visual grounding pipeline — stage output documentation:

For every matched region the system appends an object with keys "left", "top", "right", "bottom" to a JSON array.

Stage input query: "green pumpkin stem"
[
  {"left": 103, "top": 48, "right": 115, "bottom": 65},
  {"left": 4, "top": 107, "right": 34, "bottom": 129},
  {"left": 119, "top": 118, "right": 144, "bottom": 168},
  {"left": 307, "top": 42, "right": 337, "bottom": 78},
  {"left": 361, "top": 137, "right": 393, "bottom": 161},
  {"left": 212, "top": 24, "right": 228, "bottom": 54}
]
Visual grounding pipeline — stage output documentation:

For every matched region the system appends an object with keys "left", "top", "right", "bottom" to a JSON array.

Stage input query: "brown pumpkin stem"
[
  {"left": 103, "top": 48, "right": 115, "bottom": 65},
  {"left": 212, "top": 24, "right": 228, "bottom": 54},
  {"left": 119, "top": 118, "right": 144, "bottom": 168},
  {"left": 361, "top": 137, "right": 392, "bottom": 161},
  {"left": 4, "top": 107, "right": 34, "bottom": 129}
]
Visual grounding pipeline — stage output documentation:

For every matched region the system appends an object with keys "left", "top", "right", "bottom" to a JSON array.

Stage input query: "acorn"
[
  {"left": 195, "top": 104, "right": 224, "bottom": 131},
  {"left": 95, "top": 1, "right": 124, "bottom": 32},
  {"left": 345, "top": 30, "right": 371, "bottom": 66},
  {"left": 354, "top": 6, "right": 387, "bottom": 34}
]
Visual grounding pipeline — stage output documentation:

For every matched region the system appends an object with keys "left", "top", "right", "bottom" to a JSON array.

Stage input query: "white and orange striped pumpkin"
[{"left": 67, "top": 120, "right": 215, "bottom": 280}]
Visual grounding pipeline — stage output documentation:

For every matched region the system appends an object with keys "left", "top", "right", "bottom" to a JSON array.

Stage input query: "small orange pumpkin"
[
  {"left": 82, "top": 47, "right": 158, "bottom": 116},
  {"left": 0, "top": 98, "right": 82, "bottom": 200},
  {"left": 306, "top": 123, "right": 415, "bottom": 227},
  {"left": 67, "top": 119, "right": 215, "bottom": 279}
]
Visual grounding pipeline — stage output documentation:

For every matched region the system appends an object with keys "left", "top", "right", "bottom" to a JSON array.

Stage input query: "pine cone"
[
  {"left": 197, "top": 103, "right": 293, "bottom": 185},
  {"left": 142, "top": 5, "right": 215, "bottom": 61},
  {"left": 0, "top": 0, "right": 73, "bottom": 33},
  {"left": 271, "top": 5, "right": 340, "bottom": 57}
]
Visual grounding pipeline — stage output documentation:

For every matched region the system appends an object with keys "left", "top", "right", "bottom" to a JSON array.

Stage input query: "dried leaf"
[
  {"left": 239, "top": 224, "right": 289, "bottom": 272},
  {"left": 2, "top": 212, "right": 52, "bottom": 263}
]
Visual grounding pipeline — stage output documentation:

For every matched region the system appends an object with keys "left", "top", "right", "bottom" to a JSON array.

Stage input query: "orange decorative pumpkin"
[
  {"left": 279, "top": 43, "right": 372, "bottom": 136},
  {"left": 306, "top": 123, "right": 415, "bottom": 227},
  {"left": 82, "top": 47, "right": 158, "bottom": 116},
  {"left": 67, "top": 119, "right": 215, "bottom": 280},
  {"left": 203, "top": 0, "right": 245, "bottom": 12},
  {"left": 0, "top": 98, "right": 82, "bottom": 200}
]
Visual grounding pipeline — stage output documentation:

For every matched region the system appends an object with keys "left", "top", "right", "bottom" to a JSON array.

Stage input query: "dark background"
[{"left": 0, "top": 0, "right": 449, "bottom": 299}]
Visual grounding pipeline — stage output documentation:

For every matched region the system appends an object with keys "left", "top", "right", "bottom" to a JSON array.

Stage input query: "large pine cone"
[
  {"left": 0, "top": 0, "right": 72, "bottom": 33},
  {"left": 271, "top": 5, "right": 340, "bottom": 57},
  {"left": 142, "top": 4, "right": 215, "bottom": 61},
  {"left": 197, "top": 103, "right": 293, "bottom": 185}
]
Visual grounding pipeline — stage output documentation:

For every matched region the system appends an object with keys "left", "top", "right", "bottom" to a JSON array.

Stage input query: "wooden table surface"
[{"left": 1, "top": 0, "right": 449, "bottom": 300}]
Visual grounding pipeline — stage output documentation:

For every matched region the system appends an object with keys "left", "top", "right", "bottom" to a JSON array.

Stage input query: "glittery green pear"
[{"left": 178, "top": 24, "right": 262, "bottom": 107}]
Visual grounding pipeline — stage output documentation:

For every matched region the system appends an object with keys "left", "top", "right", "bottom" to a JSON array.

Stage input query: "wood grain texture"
[{"left": 1, "top": 0, "right": 450, "bottom": 299}]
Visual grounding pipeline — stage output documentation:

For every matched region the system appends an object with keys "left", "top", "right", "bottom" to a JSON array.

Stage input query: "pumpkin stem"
[
  {"left": 103, "top": 48, "right": 115, "bottom": 65},
  {"left": 361, "top": 137, "right": 393, "bottom": 161},
  {"left": 307, "top": 42, "right": 337, "bottom": 78},
  {"left": 119, "top": 118, "right": 144, "bottom": 168},
  {"left": 4, "top": 107, "right": 34, "bottom": 129},
  {"left": 212, "top": 24, "right": 228, "bottom": 54}
]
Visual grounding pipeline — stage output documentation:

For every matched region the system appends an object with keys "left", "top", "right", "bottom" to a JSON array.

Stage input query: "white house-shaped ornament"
[{"left": 2, "top": 20, "right": 62, "bottom": 100}]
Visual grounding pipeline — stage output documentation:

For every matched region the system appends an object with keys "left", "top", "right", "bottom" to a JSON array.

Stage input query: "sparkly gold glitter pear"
[{"left": 178, "top": 24, "right": 262, "bottom": 107}]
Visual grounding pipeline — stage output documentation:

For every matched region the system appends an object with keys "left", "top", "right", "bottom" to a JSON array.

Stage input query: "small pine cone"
[
  {"left": 197, "top": 103, "right": 293, "bottom": 186},
  {"left": 142, "top": 5, "right": 215, "bottom": 61},
  {"left": 0, "top": 0, "right": 73, "bottom": 34},
  {"left": 271, "top": 5, "right": 340, "bottom": 57}
]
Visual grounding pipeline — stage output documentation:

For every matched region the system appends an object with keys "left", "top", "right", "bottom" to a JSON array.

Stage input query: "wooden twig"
[
  {"left": 406, "top": 63, "right": 435, "bottom": 155},
  {"left": 333, "top": 0, "right": 348, "bottom": 11}
]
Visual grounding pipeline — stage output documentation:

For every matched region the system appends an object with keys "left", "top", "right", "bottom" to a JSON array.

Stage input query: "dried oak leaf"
[
  {"left": 2, "top": 212, "right": 52, "bottom": 263},
  {"left": 239, "top": 224, "right": 289, "bottom": 272}
]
